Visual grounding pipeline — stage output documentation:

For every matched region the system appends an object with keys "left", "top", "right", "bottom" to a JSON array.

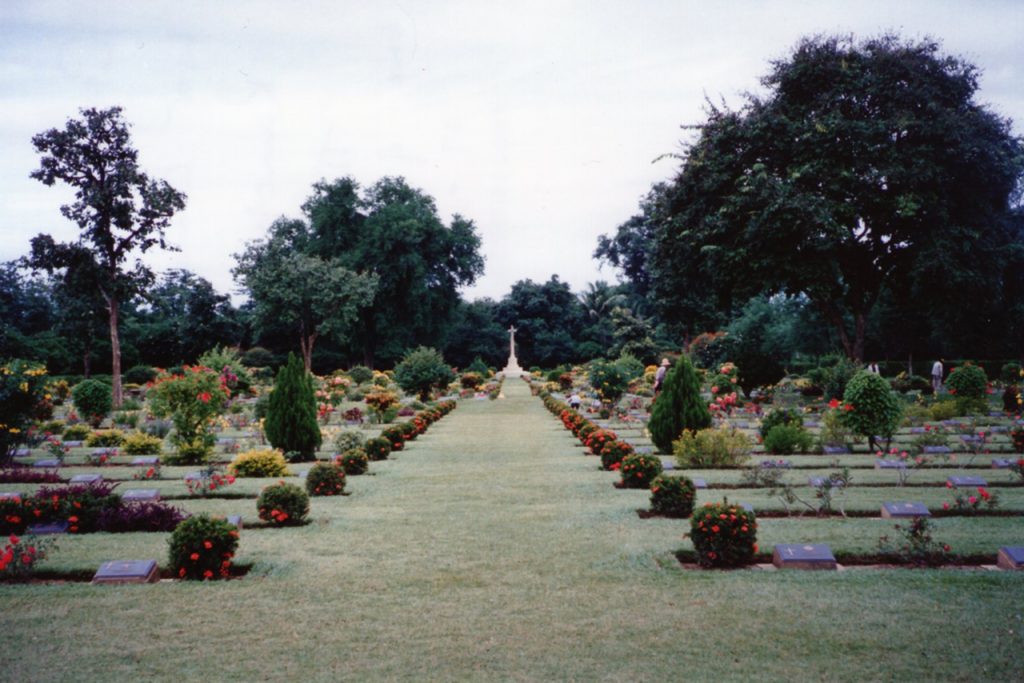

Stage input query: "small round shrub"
[
  {"left": 759, "top": 408, "right": 803, "bottom": 438},
  {"left": 763, "top": 424, "right": 814, "bottom": 455},
  {"left": 72, "top": 379, "right": 113, "bottom": 427},
  {"left": 650, "top": 474, "right": 697, "bottom": 518},
  {"left": 348, "top": 365, "right": 374, "bottom": 384},
  {"left": 85, "top": 429, "right": 125, "bottom": 447},
  {"left": 399, "top": 421, "right": 419, "bottom": 442},
  {"left": 336, "top": 448, "right": 369, "bottom": 475},
  {"left": 381, "top": 425, "right": 405, "bottom": 451},
  {"left": 62, "top": 423, "right": 91, "bottom": 440},
  {"left": 364, "top": 436, "right": 392, "bottom": 461},
  {"left": 689, "top": 501, "right": 758, "bottom": 568},
  {"left": 168, "top": 514, "right": 239, "bottom": 580},
  {"left": 841, "top": 371, "right": 903, "bottom": 442},
  {"left": 946, "top": 364, "right": 988, "bottom": 399},
  {"left": 124, "top": 364, "right": 158, "bottom": 385},
  {"left": 586, "top": 429, "right": 618, "bottom": 454},
  {"left": 257, "top": 481, "right": 309, "bottom": 526},
  {"left": 600, "top": 440, "right": 634, "bottom": 470},
  {"left": 122, "top": 432, "right": 163, "bottom": 455},
  {"left": 229, "top": 449, "right": 292, "bottom": 478},
  {"left": 333, "top": 428, "right": 366, "bottom": 453},
  {"left": 928, "top": 399, "right": 960, "bottom": 421},
  {"left": 673, "top": 427, "right": 752, "bottom": 468},
  {"left": 620, "top": 453, "right": 664, "bottom": 489},
  {"left": 1000, "top": 362, "right": 1022, "bottom": 383},
  {"left": 305, "top": 462, "right": 346, "bottom": 496}
]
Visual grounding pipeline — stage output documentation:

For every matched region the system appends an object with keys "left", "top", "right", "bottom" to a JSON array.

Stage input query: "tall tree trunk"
[
  {"left": 109, "top": 296, "right": 122, "bottom": 408},
  {"left": 362, "top": 314, "right": 376, "bottom": 369},
  {"left": 299, "top": 331, "right": 317, "bottom": 372}
]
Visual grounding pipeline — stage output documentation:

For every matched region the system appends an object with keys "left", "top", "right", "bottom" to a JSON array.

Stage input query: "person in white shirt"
[{"left": 931, "top": 359, "right": 944, "bottom": 393}]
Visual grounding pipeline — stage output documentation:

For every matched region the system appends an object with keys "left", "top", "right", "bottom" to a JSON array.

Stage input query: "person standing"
[
  {"left": 867, "top": 361, "right": 880, "bottom": 374},
  {"left": 931, "top": 359, "right": 944, "bottom": 394},
  {"left": 653, "top": 359, "right": 670, "bottom": 394}
]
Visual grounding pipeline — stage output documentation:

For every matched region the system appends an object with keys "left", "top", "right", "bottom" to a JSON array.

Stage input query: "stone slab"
[
  {"left": 32, "top": 459, "right": 61, "bottom": 468},
  {"left": 0, "top": 491, "right": 22, "bottom": 501},
  {"left": 26, "top": 520, "right": 70, "bottom": 535},
  {"left": 692, "top": 478, "right": 707, "bottom": 489},
  {"left": 875, "top": 459, "right": 907, "bottom": 470},
  {"left": 61, "top": 440, "right": 84, "bottom": 447},
  {"left": 881, "top": 502, "right": 930, "bottom": 518},
  {"left": 947, "top": 475, "right": 988, "bottom": 488},
  {"left": 635, "top": 446, "right": 654, "bottom": 455},
  {"left": 923, "top": 446, "right": 951, "bottom": 454},
  {"left": 92, "top": 559, "right": 160, "bottom": 584},
  {"left": 991, "top": 458, "right": 1015, "bottom": 469},
  {"left": 227, "top": 515, "right": 243, "bottom": 530},
  {"left": 131, "top": 456, "right": 160, "bottom": 466},
  {"left": 660, "top": 460, "right": 676, "bottom": 471},
  {"left": 759, "top": 459, "right": 792, "bottom": 469},
  {"left": 804, "top": 421, "right": 821, "bottom": 429},
  {"left": 773, "top": 544, "right": 837, "bottom": 570},
  {"left": 738, "top": 502, "right": 755, "bottom": 513},
  {"left": 122, "top": 489, "right": 160, "bottom": 502},
  {"left": 909, "top": 427, "right": 926, "bottom": 434},
  {"left": 809, "top": 477, "right": 845, "bottom": 488},
  {"left": 997, "top": 546, "right": 1024, "bottom": 570},
  {"left": 822, "top": 445, "right": 850, "bottom": 455},
  {"left": 13, "top": 448, "right": 30, "bottom": 457},
  {"left": 183, "top": 471, "right": 203, "bottom": 481},
  {"left": 70, "top": 473, "right": 103, "bottom": 485}
]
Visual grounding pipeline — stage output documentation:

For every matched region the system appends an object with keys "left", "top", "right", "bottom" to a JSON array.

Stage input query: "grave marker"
[
  {"left": 772, "top": 544, "right": 837, "bottom": 570},
  {"left": 738, "top": 502, "right": 755, "bottom": 513},
  {"left": 0, "top": 492, "right": 22, "bottom": 502},
  {"left": 32, "top": 459, "right": 61, "bottom": 468},
  {"left": 660, "top": 460, "right": 676, "bottom": 471},
  {"left": 947, "top": 475, "right": 987, "bottom": 488},
  {"left": 809, "top": 477, "right": 845, "bottom": 488},
  {"left": 26, "top": 520, "right": 70, "bottom": 534},
  {"left": 997, "top": 546, "right": 1024, "bottom": 570},
  {"left": 759, "top": 459, "right": 792, "bottom": 469},
  {"left": 227, "top": 515, "right": 243, "bottom": 530},
  {"left": 183, "top": 471, "right": 203, "bottom": 481},
  {"left": 875, "top": 459, "right": 907, "bottom": 470},
  {"left": 923, "top": 446, "right": 951, "bottom": 455},
  {"left": 991, "top": 458, "right": 1014, "bottom": 469},
  {"left": 92, "top": 559, "right": 160, "bottom": 584},
  {"left": 61, "top": 440, "right": 84, "bottom": 447},
  {"left": 692, "top": 478, "right": 707, "bottom": 489},
  {"left": 822, "top": 445, "right": 850, "bottom": 455},
  {"left": 881, "top": 502, "right": 930, "bottom": 518},
  {"left": 909, "top": 427, "right": 926, "bottom": 435},
  {"left": 131, "top": 456, "right": 160, "bottom": 466},
  {"left": 70, "top": 473, "right": 103, "bottom": 485},
  {"left": 122, "top": 489, "right": 160, "bottom": 502},
  {"left": 13, "top": 448, "right": 31, "bottom": 457}
]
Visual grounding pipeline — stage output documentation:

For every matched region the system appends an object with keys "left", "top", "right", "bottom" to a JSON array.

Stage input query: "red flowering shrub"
[
  {"left": 688, "top": 501, "right": 758, "bottom": 568},
  {"left": 600, "top": 440, "right": 634, "bottom": 470},
  {"left": 1, "top": 533, "right": 56, "bottom": 580},
  {"left": 381, "top": 425, "right": 405, "bottom": 451},
  {"left": 257, "top": 481, "right": 309, "bottom": 526},
  {"left": 619, "top": 453, "right": 663, "bottom": 489},
  {"left": 586, "top": 429, "right": 618, "bottom": 454},
  {"left": 336, "top": 448, "right": 369, "bottom": 475},
  {"left": 364, "top": 437, "right": 392, "bottom": 461},
  {"left": 306, "top": 462, "right": 346, "bottom": 496},
  {"left": 649, "top": 475, "right": 697, "bottom": 518},
  {"left": 168, "top": 514, "right": 239, "bottom": 580}
]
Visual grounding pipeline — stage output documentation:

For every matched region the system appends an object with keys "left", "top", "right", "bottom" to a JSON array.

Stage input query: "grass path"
[{"left": 2, "top": 379, "right": 1024, "bottom": 681}]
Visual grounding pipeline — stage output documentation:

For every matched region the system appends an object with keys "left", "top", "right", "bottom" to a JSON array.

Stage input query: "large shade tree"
[
  {"left": 27, "top": 107, "right": 186, "bottom": 404},
  {"left": 651, "top": 35, "right": 1024, "bottom": 361}
]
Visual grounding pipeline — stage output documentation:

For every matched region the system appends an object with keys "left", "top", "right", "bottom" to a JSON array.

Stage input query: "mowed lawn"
[{"left": 2, "top": 379, "right": 1023, "bottom": 682}]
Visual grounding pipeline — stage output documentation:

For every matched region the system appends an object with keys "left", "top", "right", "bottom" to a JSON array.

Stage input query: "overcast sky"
[{"left": 2, "top": 0, "right": 1022, "bottom": 303}]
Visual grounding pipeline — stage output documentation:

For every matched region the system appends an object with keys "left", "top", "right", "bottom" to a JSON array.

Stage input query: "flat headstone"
[
  {"left": 759, "top": 459, "right": 792, "bottom": 469},
  {"left": 733, "top": 421, "right": 751, "bottom": 429},
  {"left": 298, "top": 470, "right": 308, "bottom": 478},
  {"left": 909, "top": 427, "right": 926, "bottom": 434},
  {"left": 923, "top": 446, "right": 951, "bottom": 454},
  {"left": 61, "top": 440, "right": 84, "bottom": 447},
  {"left": 0, "top": 492, "right": 22, "bottom": 501},
  {"left": 216, "top": 437, "right": 235, "bottom": 444},
  {"left": 13, "top": 448, "right": 31, "bottom": 457},
  {"left": 804, "top": 420, "right": 821, "bottom": 429},
  {"left": 773, "top": 544, "right": 837, "bottom": 570},
  {"left": 881, "top": 502, "right": 930, "bottom": 518},
  {"left": 997, "top": 546, "right": 1024, "bottom": 570},
  {"left": 26, "top": 520, "right": 70, "bottom": 534},
  {"left": 942, "top": 419, "right": 961, "bottom": 427},
  {"left": 875, "top": 459, "right": 907, "bottom": 470},
  {"left": 131, "top": 456, "right": 160, "bottom": 466},
  {"left": 122, "top": 489, "right": 160, "bottom": 502},
  {"left": 227, "top": 515, "right": 243, "bottom": 530},
  {"left": 89, "top": 447, "right": 118, "bottom": 456},
  {"left": 989, "top": 426, "right": 1009, "bottom": 434},
  {"left": 70, "top": 473, "right": 103, "bottom": 485},
  {"left": 183, "top": 471, "right": 203, "bottom": 481},
  {"left": 808, "top": 476, "right": 846, "bottom": 488},
  {"left": 91, "top": 559, "right": 160, "bottom": 584},
  {"left": 947, "top": 475, "right": 987, "bottom": 488},
  {"left": 991, "top": 458, "right": 1014, "bottom": 469},
  {"left": 822, "top": 445, "right": 849, "bottom": 455},
  {"left": 692, "top": 478, "right": 707, "bottom": 489},
  {"left": 738, "top": 502, "right": 755, "bottom": 513},
  {"left": 660, "top": 460, "right": 676, "bottom": 471},
  {"left": 32, "top": 459, "right": 61, "bottom": 468},
  {"left": 989, "top": 411, "right": 1005, "bottom": 418},
  {"left": 960, "top": 435, "right": 984, "bottom": 445},
  {"left": 635, "top": 446, "right": 654, "bottom": 455}
]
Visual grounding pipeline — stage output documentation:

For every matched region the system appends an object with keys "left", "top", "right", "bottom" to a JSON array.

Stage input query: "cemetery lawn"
[{"left": 2, "top": 380, "right": 1023, "bottom": 682}]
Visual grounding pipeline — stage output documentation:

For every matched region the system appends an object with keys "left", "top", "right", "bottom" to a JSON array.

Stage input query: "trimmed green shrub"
[
  {"left": 674, "top": 427, "right": 751, "bottom": 468},
  {"left": 689, "top": 501, "right": 758, "bottom": 568},
  {"left": 336, "top": 448, "right": 369, "bottom": 475},
  {"left": 333, "top": 428, "right": 365, "bottom": 453},
  {"left": 257, "top": 482, "right": 309, "bottom": 526},
  {"left": 381, "top": 425, "right": 405, "bottom": 451},
  {"left": 305, "top": 462, "right": 346, "bottom": 496},
  {"left": 347, "top": 365, "right": 374, "bottom": 384},
  {"left": 650, "top": 474, "right": 697, "bottom": 518},
  {"left": 72, "top": 379, "right": 112, "bottom": 427},
  {"left": 588, "top": 358, "right": 630, "bottom": 404},
  {"left": 122, "top": 432, "right": 163, "bottom": 455},
  {"left": 928, "top": 399, "right": 960, "bottom": 421},
  {"left": 759, "top": 408, "right": 803, "bottom": 438},
  {"left": 62, "top": 423, "right": 91, "bottom": 440},
  {"left": 394, "top": 347, "right": 455, "bottom": 400},
  {"left": 229, "top": 449, "right": 292, "bottom": 478},
  {"left": 124, "top": 365, "right": 158, "bottom": 385},
  {"left": 763, "top": 424, "right": 814, "bottom": 455},
  {"left": 946, "top": 363, "right": 987, "bottom": 399},
  {"left": 649, "top": 357, "right": 711, "bottom": 453},
  {"left": 264, "top": 353, "right": 322, "bottom": 461},
  {"left": 841, "top": 371, "right": 903, "bottom": 445},
  {"left": 241, "top": 346, "right": 276, "bottom": 368},
  {"left": 364, "top": 436, "right": 392, "bottom": 461},
  {"left": 85, "top": 429, "right": 125, "bottom": 447},
  {"left": 168, "top": 514, "right": 239, "bottom": 580},
  {"left": 619, "top": 453, "right": 663, "bottom": 488},
  {"left": 600, "top": 439, "right": 635, "bottom": 470}
]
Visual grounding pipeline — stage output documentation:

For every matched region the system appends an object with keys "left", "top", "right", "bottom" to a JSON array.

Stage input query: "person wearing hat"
[{"left": 654, "top": 358, "right": 670, "bottom": 394}]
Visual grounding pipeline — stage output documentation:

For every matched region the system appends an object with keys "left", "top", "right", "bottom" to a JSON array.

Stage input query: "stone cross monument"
[{"left": 501, "top": 324, "right": 524, "bottom": 378}]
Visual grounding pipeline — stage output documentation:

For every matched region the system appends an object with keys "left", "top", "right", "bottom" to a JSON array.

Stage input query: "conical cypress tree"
[
  {"left": 649, "top": 357, "right": 711, "bottom": 454},
  {"left": 265, "top": 352, "right": 322, "bottom": 461}
]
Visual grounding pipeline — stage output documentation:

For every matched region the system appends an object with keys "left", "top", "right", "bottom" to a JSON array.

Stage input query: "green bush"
[
  {"left": 364, "top": 436, "right": 392, "bottom": 461},
  {"left": 241, "top": 346, "right": 276, "bottom": 368},
  {"left": 72, "top": 379, "right": 112, "bottom": 427},
  {"left": 928, "top": 399, "right": 960, "bottom": 421},
  {"left": 759, "top": 408, "right": 803, "bottom": 438},
  {"left": 333, "top": 428, "right": 365, "bottom": 453},
  {"left": 124, "top": 365, "right": 158, "bottom": 385},
  {"left": 85, "top": 429, "right": 125, "bottom": 447},
  {"left": 600, "top": 440, "right": 635, "bottom": 471},
  {"left": 763, "top": 424, "right": 814, "bottom": 455},
  {"left": 588, "top": 358, "right": 630, "bottom": 404},
  {"left": 122, "top": 432, "right": 163, "bottom": 455},
  {"left": 650, "top": 475, "right": 697, "bottom": 518},
  {"left": 649, "top": 357, "right": 711, "bottom": 453},
  {"left": 817, "top": 409, "right": 853, "bottom": 448},
  {"left": 257, "top": 482, "right": 309, "bottom": 526},
  {"left": 807, "top": 355, "right": 860, "bottom": 399},
  {"left": 394, "top": 347, "right": 455, "bottom": 400},
  {"left": 348, "top": 365, "right": 374, "bottom": 384},
  {"left": 946, "top": 364, "right": 988, "bottom": 399},
  {"left": 305, "top": 462, "right": 346, "bottom": 496},
  {"left": 168, "top": 514, "right": 239, "bottom": 581},
  {"left": 689, "top": 501, "right": 758, "bottom": 568},
  {"left": 1000, "top": 362, "right": 1022, "bottom": 383},
  {"left": 673, "top": 427, "right": 751, "bottom": 468},
  {"left": 619, "top": 453, "right": 664, "bottom": 489},
  {"left": 62, "top": 423, "right": 91, "bottom": 440},
  {"left": 228, "top": 449, "right": 292, "bottom": 477},
  {"left": 265, "top": 353, "right": 321, "bottom": 461},
  {"left": 841, "top": 371, "right": 903, "bottom": 443},
  {"left": 337, "top": 448, "right": 369, "bottom": 475},
  {"left": 616, "top": 353, "right": 646, "bottom": 382},
  {"left": 381, "top": 425, "right": 405, "bottom": 451},
  {"left": 197, "top": 345, "right": 253, "bottom": 394}
]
